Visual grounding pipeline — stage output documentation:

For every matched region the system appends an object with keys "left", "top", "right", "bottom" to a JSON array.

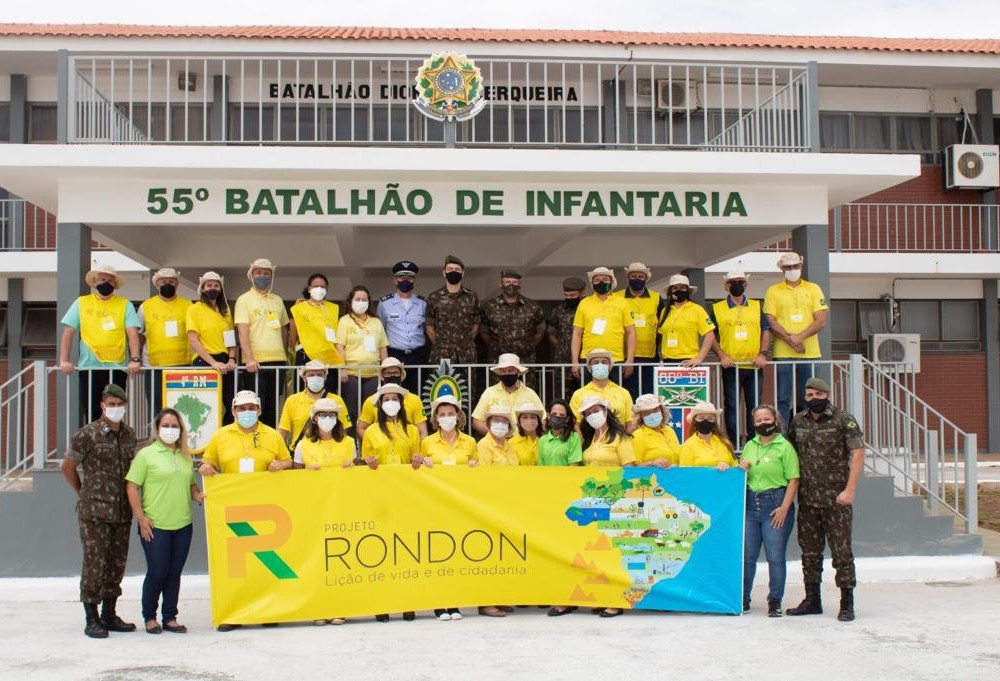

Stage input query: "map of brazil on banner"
[
  {"left": 204, "top": 466, "right": 745, "bottom": 624},
  {"left": 163, "top": 370, "right": 222, "bottom": 454}
]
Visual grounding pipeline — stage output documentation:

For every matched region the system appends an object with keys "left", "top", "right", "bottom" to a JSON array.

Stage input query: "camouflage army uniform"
[
  {"left": 548, "top": 303, "right": 577, "bottom": 365},
  {"left": 425, "top": 285, "right": 481, "bottom": 364},
  {"left": 480, "top": 294, "right": 545, "bottom": 364},
  {"left": 787, "top": 404, "right": 865, "bottom": 588},
  {"left": 66, "top": 419, "right": 138, "bottom": 603}
]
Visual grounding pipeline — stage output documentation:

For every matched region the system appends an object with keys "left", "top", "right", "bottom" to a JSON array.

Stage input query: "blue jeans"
[
  {"left": 776, "top": 360, "right": 816, "bottom": 425},
  {"left": 139, "top": 524, "right": 193, "bottom": 622},
  {"left": 721, "top": 367, "right": 763, "bottom": 447},
  {"left": 743, "top": 487, "right": 794, "bottom": 603}
]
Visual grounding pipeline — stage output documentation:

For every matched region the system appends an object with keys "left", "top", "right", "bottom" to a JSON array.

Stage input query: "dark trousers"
[
  {"left": 777, "top": 360, "right": 816, "bottom": 426},
  {"left": 621, "top": 358, "right": 657, "bottom": 398},
  {"left": 797, "top": 503, "right": 856, "bottom": 588},
  {"left": 240, "top": 362, "right": 284, "bottom": 428},
  {"left": 79, "top": 369, "right": 128, "bottom": 426},
  {"left": 193, "top": 354, "right": 236, "bottom": 425},
  {"left": 139, "top": 524, "right": 193, "bottom": 622},
  {"left": 721, "top": 367, "right": 763, "bottom": 448},
  {"left": 78, "top": 519, "right": 130, "bottom": 603},
  {"left": 387, "top": 344, "right": 430, "bottom": 395},
  {"left": 294, "top": 349, "right": 341, "bottom": 396},
  {"left": 743, "top": 487, "right": 794, "bottom": 602},
  {"left": 342, "top": 375, "right": 379, "bottom": 427}
]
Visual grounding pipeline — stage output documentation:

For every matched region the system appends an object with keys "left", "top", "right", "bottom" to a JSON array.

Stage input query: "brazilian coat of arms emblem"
[{"left": 413, "top": 52, "right": 486, "bottom": 122}]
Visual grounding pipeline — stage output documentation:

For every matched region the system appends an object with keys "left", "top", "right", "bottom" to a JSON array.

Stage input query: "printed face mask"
[{"left": 592, "top": 281, "right": 612, "bottom": 295}]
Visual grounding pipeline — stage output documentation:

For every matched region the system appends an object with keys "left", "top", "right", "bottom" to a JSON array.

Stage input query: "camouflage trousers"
[
  {"left": 796, "top": 503, "right": 856, "bottom": 588},
  {"left": 79, "top": 519, "right": 131, "bottom": 603}
]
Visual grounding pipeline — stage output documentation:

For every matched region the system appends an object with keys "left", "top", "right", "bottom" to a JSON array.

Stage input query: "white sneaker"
[
  {"left": 436, "top": 612, "right": 452, "bottom": 621},
  {"left": 449, "top": 611, "right": 463, "bottom": 621}
]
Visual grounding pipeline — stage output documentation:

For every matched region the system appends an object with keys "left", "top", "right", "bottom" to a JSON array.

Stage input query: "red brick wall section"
[
  {"left": 911, "top": 353, "right": 988, "bottom": 441},
  {"left": 855, "top": 165, "right": 985, "bottom": 205}
]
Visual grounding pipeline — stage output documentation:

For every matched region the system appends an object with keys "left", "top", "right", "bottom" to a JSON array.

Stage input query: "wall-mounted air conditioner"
[
  {"left": 655, "top": 80, "right": 696, "bottom": 112},
  {"left": 868, "top": 333, "right": 921, "bottom": 373},
  {"left": 944, "top": 144, "right": 1000, "bottom": 189}
]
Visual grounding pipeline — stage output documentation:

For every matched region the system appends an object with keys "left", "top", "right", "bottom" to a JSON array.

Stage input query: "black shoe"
[
  {"left": 403, "top": 611, "right": 416, "bottom": 621},
  {"left": 83, "top": 604, "right": 108, "bottom": 639},
  {"left": 217, "top": 623, "right": 241, "bottom": 632},
  {"left": 262, "top": 623, "right": 279, "bottom": 628},
  {"left": 100, "top": 599, "right": 136, "bottom": 632},
  {"left": 786, "top": 584, "right": 823, "bottom": 616},
  {"left": 375, "top": 614, "right": 390, "bottom": 622},
  {"left": 767, "top": 598, "right": 782, "bottom": 618},
  {"left": 742, "top": 600, "right": 751, "bottom": 613},
  {"left": 837, "top": 588, "right": 855, "bottom": 622}
]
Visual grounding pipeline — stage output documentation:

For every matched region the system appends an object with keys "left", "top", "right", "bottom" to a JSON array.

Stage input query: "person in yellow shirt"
[
  {"left": 678, "top": 401, "right": 737, "bottom": 470},
  {"left": 630, "top": 394, "right": 680, "bottom": 467},
  {"left": 289, "top": 273, "right": 342, "bottom": 394},
  {"left": 510, "top": 402, "right": 544, "bottom": 466},
  {"left": 763, "top": 252, "right": 829, "bottom": 424},
  {"left": 139, "top": 267, "right": 193, "bottom": 413},
  {"left": 415, "top": 395, "right": 478, "bottom": 469},
  {"left": 186, "top": 271, "right": 237, "bottom": 424},
  {"left": 337, "top": 285, "right": 390, "bottom": 427},
  {"left": 360, "top": 385, "right": 420, "bottom": 469},
  {"left": 615, "top": 262, "right": 665, "bottom": 397},
  {"left": 476, "top": 404, "right": 520, "bottom": 467},
  {"left": 292, "top": 398, "right": 356, "bottom": 473},
  {"left": 658, "top": 273, "right": 716, "bottom": 366},
  {"left": 570, "top": 266, "right": 635, "bottom": 382},
  {"left": 278, "top": 361, "right": 352, "bottom": 446},
  {"left": 470, "top": 353, "right": 544, "bottom": 436},
  {"left": 197, "top": 391, "right": 292, "bottom": 476},
  {"left": 569, "top": 349, "right": 635, "bottom": 431},
  {"left": 356, "top": 358, "right": 427, "bottom": 440},
  {"left": 233, "top": 258, "right": 288, "bottom": 428}
]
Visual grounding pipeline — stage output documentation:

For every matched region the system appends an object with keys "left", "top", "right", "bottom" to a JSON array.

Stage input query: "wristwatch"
[{"left": 130, "top": 356, "right": 140, "bottom": 362}]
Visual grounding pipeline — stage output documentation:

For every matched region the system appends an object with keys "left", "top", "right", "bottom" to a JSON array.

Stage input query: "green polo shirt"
[
  {"left": 537, "top": 431, "right": 583, "bottom": 466},
  {"left": 125, "top": 440, "right": 196, "bottom": 531},
  {"left": 740, "top": 433, "right": 800, "bottom": 493}
]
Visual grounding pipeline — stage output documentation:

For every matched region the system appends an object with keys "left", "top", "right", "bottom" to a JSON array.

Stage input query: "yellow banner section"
[{"left": 205, "top": 467, "right": 639, "bottom": 625}]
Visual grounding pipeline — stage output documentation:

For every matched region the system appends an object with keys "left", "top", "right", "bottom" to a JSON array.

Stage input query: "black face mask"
[
  {"left": 548, "top": 414, "right": 568, "bottom": 429},
  {"left": 203, "top": 289, "right": 221, "bottom": 301},
  {"left": 498, "top": 373, "right": 519, "bottom": 388},
  {"left": 693, "top": 419, "right": 715, "bottom": 435},
  {"left": 501, "top": 284, "right": 519, "bottom": 297},
  {"left": 755, "top": 422, "right": 778, "bottom": 437},
  {"left": 95, "top": 281, "right": 115, "bottom": 297},
  {"left": 628, "top": 278, "right": 646, "bottom": 292},
  {"left": 564, "top": 298, "right": 581, "bottom": 310},
  {"left": 444, "top": 271, "right": 463, "bottom": 285},
  {"left": 671, "top": 289, "right": 690, "bottom": 303},
  {"left": 159, "top": 284, "right": 176, "bottom": 298},
  {"left": 806, "top": 398, "right": 830, "bottom": 414},
  {"left": 593, "top": 282, "right": 612, "bottom": 295},
  {"left": 728, "top": 283, "right": 745, "bottom": 297},
  {"left": 396, "top": 280, "right": 414, "bottom": 293},
  {"left": 382, "top": 375, "right": 402, "bottom": 385}
]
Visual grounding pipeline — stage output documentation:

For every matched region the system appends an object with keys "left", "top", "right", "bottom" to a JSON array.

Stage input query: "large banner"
[
  {"left": 204, "top": 466, "right": 745, "bottom": 625},
  {"left": 163, "top": 369, "right": 222, "bottom": 453},
  {"left": 656, "top": 366, "right": 711, "bottom": 443}
]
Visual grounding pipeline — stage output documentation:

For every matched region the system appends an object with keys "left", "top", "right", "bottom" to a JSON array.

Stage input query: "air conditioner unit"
[
  {"left": 868, "top": 333, "right": 921, "bottom": 373},
  {"left": 655, "top": 80, "right": 696, "bottom": 111},
  {"left": 944, "top": 144, "right": 1000, "bottom": 189}
]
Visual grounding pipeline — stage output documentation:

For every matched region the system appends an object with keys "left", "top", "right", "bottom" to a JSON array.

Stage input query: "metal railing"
[
  {"left": 0, "top": 199, "right": 58, "bottom": 250},
  {"left": 67, "top": 55, "right": 813, "bottom": 150},
  {"left": 0, "top": 363, "right": 48, "bottom": 486}
]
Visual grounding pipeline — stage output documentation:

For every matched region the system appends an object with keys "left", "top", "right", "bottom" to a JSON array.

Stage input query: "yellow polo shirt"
[
  {"left": 139, "top": 296, "right": 193, "bottom": 367},
  {"left": 234, "top": 289, "right": 288, "bottom": 363},
  {"left": 337, "top": 315, "right": 389, "bottom": 378},
  {"left": 631, "top": 425, "right": 681, "bottom": 465},
  {"left": 678, "top": 433, "right": 736, "bottom": 468},
  {"left": 582, "top": 432, "right": 636, "bottom": 466},
  {"left": 290, "top": 300, "right": 343, "bottom": 366},
  {"left": 569, "top": 381, "right": 634, "bottom": 425},
  {"left": 359, "top": 392, "right": 426, "bottom": 428},
  {"left": 658, "top": 301, "right": 715, "bottom": 360},
  {"left": 185, "top": 301, "right": 235, "bottom": 360},
  {"left": 614, "top": 289, "right": 662, "bottom": 358},
  {"left": 419, "top": 431, "right": 478, "bottom": 465},
  {"left": 201, "top": 423, "right": 290, "bottom": 474},
  {"left": 471, "top": 382, "right": 544, "bottom": 423},
  {"left": 572, "top": 293, "right": 634, "bottom": 362},
  {"left": 763, "top": 280, "right": 828, "bottom": 359},
  {"left": 361, "top": 421, "right": 419, "bottom": 465},
  {"left": 509, "top": 434, "right": 539, "bottom": 466},
  {"left": 294, "top": 436, "right": 357, "bottom": 468},
  {"left": 712, "top": 298, "right": 766, "bottom": 364},
  {"left": 277, "top": 391, "right": 352, "bottom": 443},
  {"left": 477, "top": 435, "right": 520, "bottom": 466}
]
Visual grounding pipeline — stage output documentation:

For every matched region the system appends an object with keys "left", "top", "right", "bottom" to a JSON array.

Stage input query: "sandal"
[
  {"left": 314, "top": 619, "right": 328, "bottom": 626},
  {"left": 546, "top": 606, "right": 577, "bottom": 617},
  {"left": 162, "top": 620, "right": 187, "bottom": 633},
  {"left": 145, "top": 620, "right": 162, "bottom": 634},
  {"left": 330, "top": 618, "right": 346, "bottom": 625},
  {"left": 599, "top": 608, "right": 624, "bottom": 618},
  {"left": 478, "top": 606, "right": 506, "bottom": 617}
]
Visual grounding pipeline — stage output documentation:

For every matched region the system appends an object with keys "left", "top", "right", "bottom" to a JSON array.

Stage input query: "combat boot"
[
  {"left": 837, "top": 588, "right": 855, "bottom": 622},
  {"left": 100, "top": 598, "right": 136, "bottom": 632},
  {"left": 83, "top": 603, "right": 108, "bottom": 639},
  {"left": 785, "top": 583, "right": 823, "bottom": 616},
  {"left": 766, "top": 597, "right": 782, "bottom": 618}
]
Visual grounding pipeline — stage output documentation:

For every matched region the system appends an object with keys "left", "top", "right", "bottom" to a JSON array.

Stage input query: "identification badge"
[
  {"left": 666, "top": 336, "right": 679, "bottom": 348},
  {"left": 238, "top": 457, "right": 255, "bottom": 474},
  {"left": 790, "top": 313, "right": 804, "bottom": 323},
  {"left": 734, "top": 326, "right": 748, "bottom": 341},
  {"left": 363, "top": 335, "right": 378, "bottom": 353},
  {"left": 164, "top": 320, "right": 179, "bottom": 338},
  {"left": 442, "top": 458, "right": 456, "bottom": 466},
  {"left": 265, "top": 311, "right": 281, "bottom": 329},
  {"left": 223, "top": 330, "right": 237, "bottom": 347},
  {"left": 100, "top": 316, "right": 116, "bottom": 331},
  {"left": 325, "top": 327, "right": 337, "bottom": 343},
  {"left": 634, "top": 317, "right": 646, "bottom": 328},
  {"left": 591, "top": 318, "right": 607, "bottom": 335}
]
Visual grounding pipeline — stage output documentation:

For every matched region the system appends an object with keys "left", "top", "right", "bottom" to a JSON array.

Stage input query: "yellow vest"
[
  {"left": 616, "top": 290, "right": 661, "bottom": 358},
  {"left": 712, "top": 298, "right": 763, "bottom": 364},
  {"left": 141, "top": 296, "right": 193, "bottom": 367},
  {"left": 79, "top": 294, "right": 129, "bottom": 363}
]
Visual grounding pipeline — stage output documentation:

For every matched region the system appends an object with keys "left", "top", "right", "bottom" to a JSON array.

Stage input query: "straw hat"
[
  {"left": 585, "top": 348, "right": 614, "bottom": 365},
  {"left": 624, "top": 262, "right": 652, "bottom": 278},
  {"left": 310, "top": 398, "right": 342, "bottom": 417},
  {"left": 665, "top": 273, "right": 698, "bottom": 293},
  {"left": 232, "top": 390, "right": 261, "bottom": 408},
  {"left": 586, "top": 266, "right": 618, "bottom": 290},
  {"left": 198, "top": 271, "right": 224, "bottom": 292},
  {"left": 298, "top": 359, "right": 329, "bottom": 379},
  {"left": 151, "top": 267, "right": 180, "bottom": 287},
  {"left": 430, "top": 394, "right": 463, "bottom": 414},
  {"left": 85, "top": 263, "right": 123, "bottom": 289},
  {"left": 484, "top": 403, "right": 513, "bottom": 421},
  {"left": 578, "top": 396, "right": 610, "bottom": 414},
  {"left": 376, "top": 384, "right": 409, "bottom": 399},
  {"left": 514, "top": 401, "right": 545, "bottom": 416},
  {"left": 490, "top": 353, "right": 528, "bottom": 375},
  {"left": 633, "top": 394, "right": 666, "bottom": 414},
  {"left": 246, "top": 258, "right": 276, "bottom": 281},
  {"left": 724, "top": 270, "right": 750, "bottom": 282},
  {"left": 777, "top": 252, "right": 804, "bottom": 268},
  {"left": 379, "top": 357, "right": 407, "bottom": 381},
  {"left": 685, "top": 401, "right": 722, "bottom": 424}
]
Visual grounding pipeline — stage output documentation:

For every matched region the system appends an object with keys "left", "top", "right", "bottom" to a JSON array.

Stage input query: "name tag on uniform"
[
  {"left": 164, "top": 320, "right": 179, "bottom": 338},
  {"left": 591, "top": 318, "right": 607, "bottom": 335},
  {"left": 666, "top": 337, "right": 679, "bottom": 348},
  {"left": 790, "top": 313, "right": 804, "bottom": 323},
  {"left": 238, "top": 457, "right": 255, "bottom": 474},
  {"left": 100, "top": 316, "right": 116, "bottom": 331},
  {"left": 442, "top": 459, "right": 456, "bottom": 466},
  {"left": 634, "top": 317, "right": 646, "bottom": 328},
  {"left": 223, "top": 330, "right": 237, "bottom": 347},
  {"left": 734, "top": 326, "right": 748, "bottom": 341},
  {"left": 325, "top": 327, "right": 337, "bottom": 343},
  {"left": 363, "top": 335, "right": 377, "bottom": 353},
  {"left": 265, "top": 311, "right": 281, "bottom": 329}
]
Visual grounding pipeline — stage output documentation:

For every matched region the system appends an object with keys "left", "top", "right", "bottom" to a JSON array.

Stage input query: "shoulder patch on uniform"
[
  {"left": 416, "top": 294, "right": 426, "bottom": 301},
  {"left": 379, "top": 293, "right": 395, "bottom": 302},
  {"left": 819, "top": 298, "right": 827, "bottom": 306},
  {"left": 844, "top": 416, "right": 859, "bottom": 430}
]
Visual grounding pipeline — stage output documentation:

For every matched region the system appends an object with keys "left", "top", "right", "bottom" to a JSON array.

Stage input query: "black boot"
[
  {"left": 838, "top": 588, "right": 855, "bottom": 622},
  {"left": 767, "top": 597, "right": 782, "bottom": 618},
  {"left": 100, "top": 598, "right": 136, "bottom": 632},
  {"left": 786, "top": 583, "right": 823, "bottom": 616},
  {"left": 83, "top": 603, "right": 108, "bottom": 639}
]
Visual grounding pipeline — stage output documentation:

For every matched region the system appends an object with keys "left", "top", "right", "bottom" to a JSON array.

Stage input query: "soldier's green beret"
[
  {"left": 500, "top": 269, "right": 522, "bottom": 279},
  {"left": 562, "top": 277, "right": 586, "bottom": 291},
  {"left": 805, "top": 377, "right": 831, "bottom": 393},
  {"left": 444, "top": 255, "right": 465, "bottom": 268},
  {"left": 101, "top": 384, "right": 128, "bottom": 402}
]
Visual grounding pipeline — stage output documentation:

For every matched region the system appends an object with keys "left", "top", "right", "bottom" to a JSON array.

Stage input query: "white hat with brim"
[
  {"left": 431, "top": 394, "right": 463, "bottom": 414},
  {"left": 624, "top": 262, "right": 652, "bottom": 278},
  {"left": 578, "top": 396, "right": 610, "bottom": 414},
  {"left": 247, "top": 258, "right": 276, "bottom": 281},
  {"left": 585, "top": 348, "right": 614, "bottom": 365},
  {"left": 85, "top": 264, "right": 123, "bottom": 290},
  {"left": 685, "top": 400, "right": 722, "bottom": 424},
  {"left": 633, "top": 394, "right": 666, "bottom": 414},
  {"left": 665, "top": 274, "right": 698, "bottom": 293},
  {"left": 310, "top": 398, "right": 342, "bottom": 417},
  {"left": 152, "top": 267, "right": 180, "bottom": 287},
  {"left": 490, "top": 353, "right": 528, "bottom": 374},
  {"left": 298, "top": 359, "right": 329, "bottom": 379},
  {"left": 514, "top": 402, "right": 545, "bottom": 416},
  {"left": 380, "top": 357, "right": 407, "bottom": 382},
  {"left": 198, "top": 271, "right": 224, "bottom": 292},
  {"left": 232, "top": 390, "right": 261, "bottom": 408},
  {"left": 724, "top": 270, "right": 750, "bottom": 282},
  {"left": 777, "top": 252, "right": 804, "bottom": 268},
  {"left": 484, "top": 403, "right": 513, "bottom": 421},
  {"left": 586, "top": 266, "right": 618, "bottom": 290},
  {"left": 376, "top": 384, "right": 409, "bottom": 399}
]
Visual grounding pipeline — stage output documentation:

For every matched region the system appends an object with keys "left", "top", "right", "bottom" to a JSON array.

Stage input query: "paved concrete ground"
[{"left": 1, "top": 577, "right": 998, "bottom": 681}]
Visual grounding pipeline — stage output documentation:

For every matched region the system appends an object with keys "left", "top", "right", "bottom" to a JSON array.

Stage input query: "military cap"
[
  {"left": 500, "top": 269, "right": 522, "bottom": 279},
  {"left": 444, "top": 255, "right": 465, "bottom": 268},
  {"left": 562, "top": 276, "right": 586, "bottom": 291},
  {"left": 101, "top": 384, "right": 128, "bottom": 402},
  {"left": 392, "top": 261, "right": 419, "bottom": 276},
  {"left": 805, "top": 377, "right": 831, "bottom": 393}
]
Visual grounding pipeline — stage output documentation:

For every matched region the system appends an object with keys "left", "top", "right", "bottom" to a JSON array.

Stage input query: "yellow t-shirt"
[
  {"left": 712, "top": 298, "right": 764, "bottom": 364},
  {"left": 763, "top": 280, "right": 828, "bottom": 359},
  {"left": 419, "top": 431, "right": 478, "bottom": 465},
  {"left": 361, "top": 421, "right": 419, "bottom": 465},
  {"left": 631, "top": 425, "right": 681, "bottom": 465},
  {"left": 614, "top": 289, "right": 661, "bottom": 358},
  {"left": 582, "top": 432, "right": 636, "bottom": 466},
  {"left": 658, "top": 301, "right": 715, "bottom": 360},
  {"left": 278, "top": 391, "right": 352, "bottom": 443},
  {"left": 477, "top": 436, "right": 520, "bottom": 466},
  {"left": 678, "top": 433, "right": 736, "bottom": 468},
  {"left": 510, "top": 434, "right": 539, "bottom": 466},
  {"left": 78, "top": 294, "right": 129, "bottom": 363},
  {"left": 470, "top": 382, "right": 544, "bottom": 423},
  {"left": 569, "top": 381, "right": 634, "bottom": 426},
  {"left": 337, "top": 315, "right": 389, "bottom": 378},
  {"left": 290, "top": 300, "right": 343, "bottom": 366},
  {"left": 294, "top": 436, "right": 356, "bottom": 468},
  {"left": 359, "top": 392, "right": 426, "bottom": 428},
  {"left": 140, "top": 296, "right": 193, "bottom": 367},
  {"left": 572, "top": 293, "right": 634, "bottom": 362},
  {"left": 201, "top": 423, "right": 290, "bottom": 474},
  {"left": 233, "top": 289, "right": 289, "bottom": 363},
  {"left": 185, "top": 301, "right": 235, "bottom": 360}
]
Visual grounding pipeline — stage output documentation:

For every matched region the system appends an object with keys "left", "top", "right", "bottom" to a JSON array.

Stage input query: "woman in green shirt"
[
  {"left": 737, "top": 404, "right": 800, "bottom": 618},
  {"left": 125, "top": 409, "right": 204, "bottom": 635},
  {"left": 537, "top": 400, "right": 583, "bottom": 467}
]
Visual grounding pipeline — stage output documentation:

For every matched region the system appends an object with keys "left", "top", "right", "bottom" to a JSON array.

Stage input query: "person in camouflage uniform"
[
  {"left": 785, "top": 377, "right": 865, "bottom": 622},
  {"left": 479, "top": 269, "right": 545, "bottom": 364},
  {"left": 425, "top": 255, "right": 481, "bottom": 364},
  {"left": 547, "top": 277, "right": 586, "bottom": 398},
  {"left": 60, "top": 383, "right": 139, "bottom": 639}
]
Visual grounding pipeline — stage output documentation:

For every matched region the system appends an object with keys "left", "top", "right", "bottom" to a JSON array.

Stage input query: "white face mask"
[
  {"left": 489, "top": 421, "right": 510, "bottom": 438},
  {"left": 352, "top": 299, "right": 369, "bottom": 314},
  {"left": 306, "top": 376, "right": 326, "bottom": 393},
  {"left": 316, "top": 416, "right": 338, "bottom": 433},
  {"left": 381, "top": 399, "right": 401, "bottom": 417},
  {"left": 585, "top": 411, "right": 607, "bottom": 430},
  {"left": 437, "top": 415, "right": 458, "bottom": 432},
  {"left": 104, "top": 405, "right": 127, "bottom": 423},
  {"left": 159, "top": 426, "right": 181, "bottom": 445},
  {"left": 309, "top": 287, "right": 327, "bottom": 301},
  {"left": 784, "top": 269, "right": 802, "bottom": 283}
]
